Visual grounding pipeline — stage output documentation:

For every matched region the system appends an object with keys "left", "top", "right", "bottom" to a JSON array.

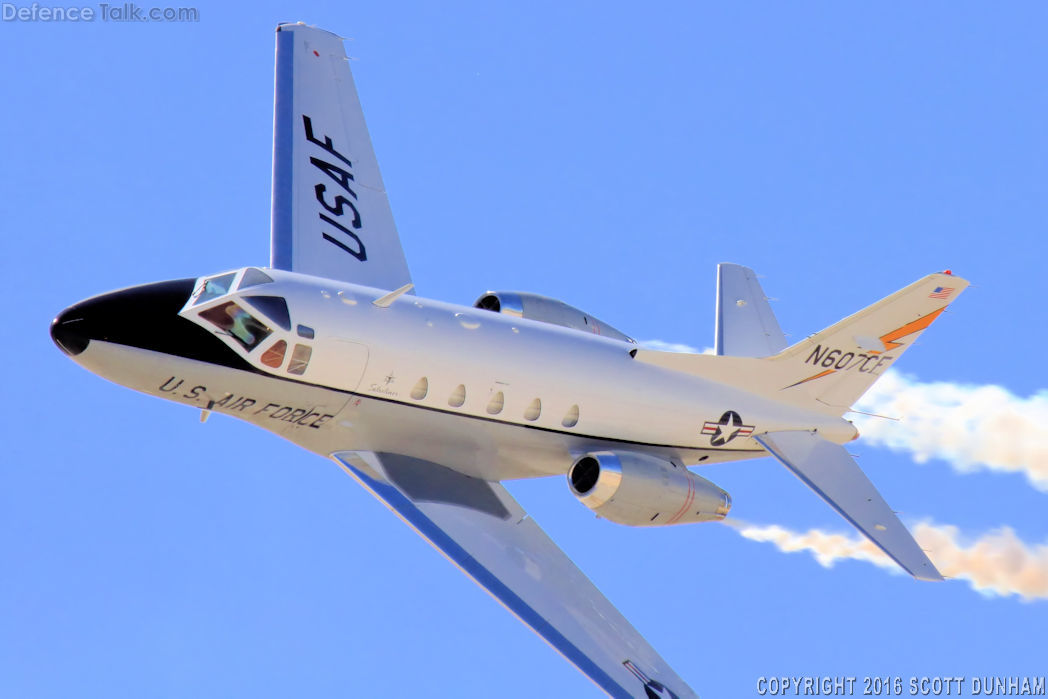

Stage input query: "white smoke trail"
[
  {"left": 853, "top": 371, "right": 1048, "bottom": 492},
  {"left": 729, "top": 520, "right": 1048, "bottom": 602},
  {"left": 639, "top": 339, "right": 712, "bottom": 355}
]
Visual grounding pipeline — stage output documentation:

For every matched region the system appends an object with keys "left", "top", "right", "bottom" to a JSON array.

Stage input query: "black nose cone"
[
  {"left": 50, "top": 309, "right": 91, "bottom": 356},
  {"left": 50, "top": 279, "right": 198, "bottom": 358}
]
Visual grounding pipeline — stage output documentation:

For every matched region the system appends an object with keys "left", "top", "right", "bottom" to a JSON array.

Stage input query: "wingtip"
[{"left": 912, "top": 567, "right": 945, "bottom": 582}]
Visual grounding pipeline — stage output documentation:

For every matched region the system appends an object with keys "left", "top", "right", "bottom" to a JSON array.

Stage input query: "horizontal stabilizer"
[
  {"left": 755, "top": 431, "right": 942, "bottom": 581},
  {"left": 715, "top": 263, "right": 786, "bottom": 357}
]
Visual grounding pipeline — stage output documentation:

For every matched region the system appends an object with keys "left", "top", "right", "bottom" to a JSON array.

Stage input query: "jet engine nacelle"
[
  {"left": 568, "top": 451, "right": 731, "bottom": 527},
  {"left": 474, "top": 291, "right": 634, "bottom": 344}
]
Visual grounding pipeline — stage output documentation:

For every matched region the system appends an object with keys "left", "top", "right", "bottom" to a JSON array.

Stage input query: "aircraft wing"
[
  {"left": 755, "top": 431, "right": 942, "bottom": 581},
  {"left": 271, "top": 23, "right": 413, "bottom": 291},
  {"left": 332, "top": 451, "right": 698, "bottom": 699}
]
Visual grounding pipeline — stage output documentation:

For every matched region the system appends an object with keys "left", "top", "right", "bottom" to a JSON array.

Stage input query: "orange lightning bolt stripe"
[
  {"left": 783, "top": 305, "right": 949, "bottom": 389},
  {"left": 783, "top": 368, "right": 838, "bottom": 389},
  {"left": 873, "top": 306, "right": 946, "bottom": 353}
]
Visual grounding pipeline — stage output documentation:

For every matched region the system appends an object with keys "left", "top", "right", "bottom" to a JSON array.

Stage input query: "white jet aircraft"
[{"left": 51, "top": 23, "right": 968, "bottom": 699}]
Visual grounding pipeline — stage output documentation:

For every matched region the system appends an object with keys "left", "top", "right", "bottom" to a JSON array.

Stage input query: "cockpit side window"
[
  {"left": 287, "top": 344, "right": 312, "bottom": 375},
  {"left": 194, "top": 272, "right": 237, "bottom": 305},
  {"left": 238, "top": 268, "right": 275, "bottom": 290},
  {"left": 199, "top": 301, "right": 272, "bottom": 351},
  {"left": 261, "top": 340, "right": 287, "bottom": 368},
  {"left": 244, "top": 296, "right": 291, "bottom": 331}
]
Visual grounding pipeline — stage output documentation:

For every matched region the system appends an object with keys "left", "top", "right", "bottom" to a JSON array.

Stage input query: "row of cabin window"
[
  {"left": 408, "top": 377, "right": 579, "bottom": 428},
  {"left": 254, "top": 337, "right": 578, "bottom": 428}
]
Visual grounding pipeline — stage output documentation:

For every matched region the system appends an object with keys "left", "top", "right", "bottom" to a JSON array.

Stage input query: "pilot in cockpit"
[{"left": 225, "top": 303, "right": 261, "bottom": 347}]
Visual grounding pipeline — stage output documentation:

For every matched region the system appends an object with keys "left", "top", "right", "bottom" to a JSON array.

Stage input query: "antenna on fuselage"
[{"left": 372, "top": 283, "right": 415, "bottom": 308}]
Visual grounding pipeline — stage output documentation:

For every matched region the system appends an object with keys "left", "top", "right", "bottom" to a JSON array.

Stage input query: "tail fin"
[
  {"left": 634, "top": 270, "right": 968, "bottom": 416},
  {"left": 768, "top": 271, "right": 968, "bottom": 411}
]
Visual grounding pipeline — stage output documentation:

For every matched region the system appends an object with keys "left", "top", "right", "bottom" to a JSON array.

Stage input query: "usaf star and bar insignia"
[{"left": 701, "top": 410, "right": 755, "bottom": 446}]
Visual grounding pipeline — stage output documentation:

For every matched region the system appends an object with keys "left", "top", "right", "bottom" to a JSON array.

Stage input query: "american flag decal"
[{"left": 929, "top": 286, "right": 954, "bottom": 300}]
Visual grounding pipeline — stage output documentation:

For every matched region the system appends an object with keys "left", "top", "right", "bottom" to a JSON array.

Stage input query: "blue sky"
[{"left": 2, "top": 2, "right": 1045, "bottom": 697}]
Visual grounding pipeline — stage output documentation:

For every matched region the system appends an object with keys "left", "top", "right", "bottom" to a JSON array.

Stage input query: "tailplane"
[
  {"left": 715, "top": 263, "right": 787, "bottom": 357},
  {"left": 756, "top": 430, "right": 942, "bottom": 580},
  {"left": 635, "top": 270, "right": 968, "bottom": 416},
  {"left": 638, "top": 270, "right": 966, "bottom": 583}
]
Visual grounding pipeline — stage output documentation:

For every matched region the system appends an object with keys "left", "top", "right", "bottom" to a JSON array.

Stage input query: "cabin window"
[
  {"left": 562, "top": 404, "right": 580, "bottom": 428},
  {"left": 198, "top": 301, "right": 272, "bottom": 351},
  {"left": 297, "top": 324, "right": 315, "bottom": 339},
  {"left": 237, "top": 268, "right": 274, "bottom": 289},
  {"left": 448, "top": 384, "right": 466, "bottom": 408},
  {"left": 245, "top": 295, "right": 291, "bottom": 331},
  {"left": 524, "top": 398, "right": 541, "bottom": 421},
  {"left": 194, "top": 272, "right": 237, "bottom": 305},
  {"left": 287, "top": 344, "right": 312, "bottom": 375},
  {"left": 411, "top": 377, "right": 429, "bottom": 400},
  {"left": 260, "top": 340, "right": 287, "bottom": 368},
  {"left": 486, "top": 391, "right": 505, "bottom": 415}
]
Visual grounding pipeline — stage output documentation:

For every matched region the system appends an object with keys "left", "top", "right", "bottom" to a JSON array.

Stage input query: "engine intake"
[
  {"left": 474, "top": 291, "right": 634, "bottom": 344},
  {"left": 568, "top": 451, "right": 731, "bottom": 527}
]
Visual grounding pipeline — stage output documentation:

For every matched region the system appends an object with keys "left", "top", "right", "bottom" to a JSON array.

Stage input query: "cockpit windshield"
[
  {"left": 194, "top": 272, "right": 237, "bottom": 305},
  {"left": 198, "top": 301, "right": 272, "bottom": 351},
  {"left": 192, "top": 268, "right": 275, "bottom": 307},
  {"left": 238, "top": 268, "right": 274, "bottom": 290},
  {"left": 244, "top": 296, "right": 291, "bottom": 331}
]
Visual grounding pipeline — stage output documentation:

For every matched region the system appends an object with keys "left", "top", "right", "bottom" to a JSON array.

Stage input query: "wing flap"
[
  {"left": 271, "top": 23, "right": 412, "bottom": 290},
  {"left": 332, "top": 450, "right": 697, "bottom": 699},
  {"left": 754, "top": 431, "right": 942, "bottom": 582}
]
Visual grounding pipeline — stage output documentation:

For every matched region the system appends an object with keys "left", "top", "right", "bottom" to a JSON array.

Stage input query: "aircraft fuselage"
[{"left": 52, "top": 267, "right": 855, "bottom": 482}]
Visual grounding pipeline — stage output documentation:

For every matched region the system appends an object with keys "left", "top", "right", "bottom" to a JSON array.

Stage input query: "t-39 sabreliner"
[{"left": 51, "top": 23, "right": 967, "bottom": 699}]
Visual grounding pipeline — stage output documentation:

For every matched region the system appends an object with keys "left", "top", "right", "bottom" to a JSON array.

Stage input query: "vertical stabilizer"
[
  {"left": 635, "top": 269, "right": 968, "bottom": 417},
  {"left": 770, "top": 271, "right": 968, "bottom": 411}
]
